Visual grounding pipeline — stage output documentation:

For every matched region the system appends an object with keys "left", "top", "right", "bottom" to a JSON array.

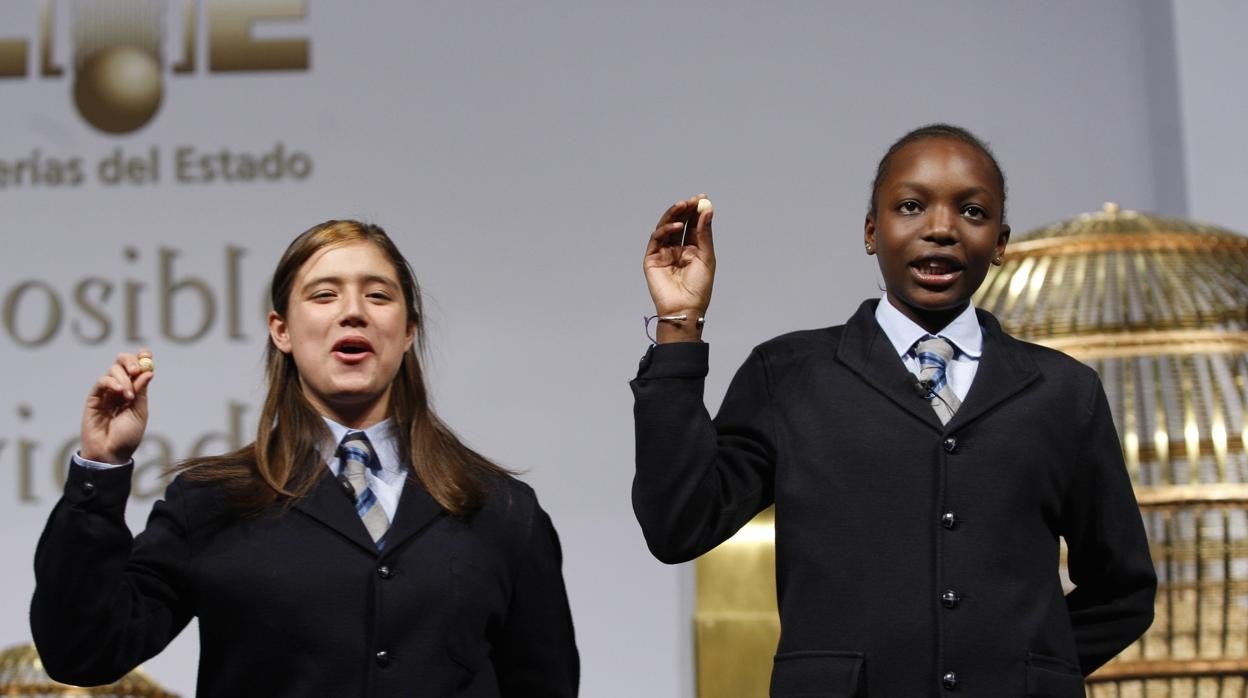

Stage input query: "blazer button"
[
  {"left": 80, "top": 480, "right": 97, "bottom": 495},
  {"left": 942, "top": 436, "right": 958, "bottom": 453},
  {"left": 942, "top": 671, "right": 959, "bottom": 689},
  {"left": 941, "top": 511, "right": 958, "bottom": 529},
  {"left": 377, "top": 565, "right": 393, "bottom": 580},
  {"left": 941, "top": 589, "right": 961, "bottom": 608},
  {"left": 375, "top": 650, "right": 391, "bottom": 667}
]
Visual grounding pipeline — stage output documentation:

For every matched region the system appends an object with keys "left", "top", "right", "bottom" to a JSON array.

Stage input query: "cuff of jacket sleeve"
[
  {"left": 635, "top": 341, "right": 709, "bottom": 379},
  {"left": 72, "top": 452, "right": 133, "bottom": 470},
  {"left": 64, "top": 460, "right": 135, "bottom": 510}
]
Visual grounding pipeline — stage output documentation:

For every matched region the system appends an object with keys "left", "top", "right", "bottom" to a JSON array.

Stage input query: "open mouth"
[
  {"left": 910, "top": 256, "right": 964, "bottom": 285},
  {"left": 332, "top": 336, "right": 374, "bottom": 361}
]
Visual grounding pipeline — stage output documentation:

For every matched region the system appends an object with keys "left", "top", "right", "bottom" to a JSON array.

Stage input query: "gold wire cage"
[
  {"left": 976, "top": 203, "right": 1248, "bottom": 697},
  {"left": 694, "top": 204, "right": 1248, "bottom": 697},
  {"left": 0, "top": 643, "right": 178, "bottom": 697}
]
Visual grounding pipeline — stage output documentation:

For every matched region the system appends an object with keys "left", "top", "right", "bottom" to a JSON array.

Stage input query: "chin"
[{"left": 902, "top": 292, "right": 966, "bottom": 312}]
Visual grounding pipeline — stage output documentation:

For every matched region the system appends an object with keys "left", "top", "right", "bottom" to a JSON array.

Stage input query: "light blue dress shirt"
[{"left": 873, "top": 295, "right": 983, "bottom": 402}]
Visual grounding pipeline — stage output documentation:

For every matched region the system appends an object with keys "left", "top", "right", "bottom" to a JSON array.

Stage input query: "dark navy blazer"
[
  {"left": 632, "top": 300, "right": 1154, "bottom": 697},
  {"left": 32, "top": 460, "right": 579, "bottom": 697}
]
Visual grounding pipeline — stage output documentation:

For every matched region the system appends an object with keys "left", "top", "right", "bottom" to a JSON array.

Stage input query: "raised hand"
[
  {"left": 644, "top": 195, "right": 715, "bottom": 343},
  {"left": 80, "top": 349, "right": 155, "bottom": 464}
]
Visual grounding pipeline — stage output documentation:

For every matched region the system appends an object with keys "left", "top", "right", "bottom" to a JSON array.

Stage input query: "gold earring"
[
  {"left": 865, "top": 243, "right": 874, "bottom": 254},
  {"left": 993, "top": 255, "right": 1003, "bottom": 265}
]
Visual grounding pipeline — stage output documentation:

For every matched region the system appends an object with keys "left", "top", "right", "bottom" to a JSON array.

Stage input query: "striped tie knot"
[
  {"left": 337, "top": 431, "right": 390, "bottom": 547},
  {"left": 915, "top": 335, "right": 955, "bottom": 394},
  {"left": 339, "top": 432, "right": 380, "bottom": 474},
  {"left": 913, "top": 335, "right": 961, "bottom": 425}
]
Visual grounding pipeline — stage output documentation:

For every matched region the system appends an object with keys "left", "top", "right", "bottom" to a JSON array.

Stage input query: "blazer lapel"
[
  {"left": 293, "top": 468, "right": 448, "bottom": 555},
  {"left": 835, "top": 301, "right": 1040, "bottom": 433},
  {"left": 293, "top": 471, "right": 379, "bottom": 553},
  {"left": 945, "top": 310, "right": 1040, "bottom": 430},
  {"left": 379, "top": 478, "right": 445, "bottom": 555},
  {"left": 836, "top": 300, "right": 945, "bottom": 431}
]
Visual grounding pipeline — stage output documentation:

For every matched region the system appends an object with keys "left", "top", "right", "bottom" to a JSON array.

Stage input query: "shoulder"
[
  {"left": 748, "top": 325, "right": 844, "bottom": 372},
  {"left": 161, "top": 473, "right": 237, "bottom": 527},
  {"left": 1009, "top": 336, "right": 1095, "bottom": 376},
  {"left": 471, "top": 473, "right": 564, "bottom": 560},
  {"left": 979, "top": 310, "right": 1102, "bottom": 393},
  {"left": 476, "top": 472, "right": 543, "bottom": 528},
  {"left": 751, "top": 299, "right": 871, "bottom": 365}
]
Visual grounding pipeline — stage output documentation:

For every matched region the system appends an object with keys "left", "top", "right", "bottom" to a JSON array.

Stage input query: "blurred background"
[{"left": 1, "top": 2, "right": 1244, "bottom": 695}]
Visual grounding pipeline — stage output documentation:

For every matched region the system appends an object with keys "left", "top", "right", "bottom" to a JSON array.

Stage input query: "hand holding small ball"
[{"left": 80, "top": 349, "right": 156, "bottom": 464}]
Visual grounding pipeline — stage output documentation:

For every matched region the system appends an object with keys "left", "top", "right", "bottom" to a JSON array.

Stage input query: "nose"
[
  {"left": 922, "top": 205, "right": 958, "bottom": 243},
  {"left": 338, "top": 293, "right": 367, "bottom": 326}
]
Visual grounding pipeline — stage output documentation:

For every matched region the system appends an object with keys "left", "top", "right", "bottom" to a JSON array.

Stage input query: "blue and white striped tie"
[
  {"left": 338, "top": 432, "right": 390, "bottom": 548},
  {"left": 915, "top": 335, "right": 961, "bottom": 425}
]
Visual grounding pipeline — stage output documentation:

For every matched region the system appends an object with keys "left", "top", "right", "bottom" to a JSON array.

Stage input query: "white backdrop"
[{"left": 0, "top": 1, "right": 1234, "bottom": 696}]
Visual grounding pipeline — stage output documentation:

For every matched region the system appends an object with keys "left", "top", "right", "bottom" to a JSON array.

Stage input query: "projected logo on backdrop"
[{"left": 0, "top": 0, "right": 308, "bottom": 134}]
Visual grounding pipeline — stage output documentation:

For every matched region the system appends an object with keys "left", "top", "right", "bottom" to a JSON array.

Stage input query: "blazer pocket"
[
  {"left": 770, "top": 650, "right": 866, "bottom": 698},
  {"left": 446, "top": 557, "right": 507, "bottom": 672},
  {"left": 1026, "top": 652, "right": 1086, "bottom": 698}
]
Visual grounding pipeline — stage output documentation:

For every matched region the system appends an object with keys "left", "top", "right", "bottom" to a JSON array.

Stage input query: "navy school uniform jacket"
[
  {"left": 31, "top": 460, "right": 579, "bottom": 697},
  {"left": 631, "top": 300, "right": 1155, "bottom": 697}
]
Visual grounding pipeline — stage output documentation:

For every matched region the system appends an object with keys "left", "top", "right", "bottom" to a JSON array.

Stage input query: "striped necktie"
[
  {"left": 914, "top": 335, "right": 961, "bottom": 425},
  {"left": 337, "top": 431, "right": 390, "bottom": 548}
]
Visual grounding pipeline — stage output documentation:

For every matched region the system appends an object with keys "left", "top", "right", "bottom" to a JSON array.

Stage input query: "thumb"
[
  {"left": 131, "top": 370, "right": 154, "bottom": 414},
  {"left": 693, "top": 198, "right": 715, "bottom": 251}
]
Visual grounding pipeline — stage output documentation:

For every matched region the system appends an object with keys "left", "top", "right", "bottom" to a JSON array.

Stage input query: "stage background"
[{"left": 2, "top": 2, "right": 1244, "bottom": 695}]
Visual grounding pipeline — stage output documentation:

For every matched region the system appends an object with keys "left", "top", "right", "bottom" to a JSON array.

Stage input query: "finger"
[
  {"left": 692, "top": 203, "right": 715, "bottom": 255},
  {"left": 87, "top": 375, "right": 130, "bottom": 414},
  {"left": 648, "top": 221, "right": 688, "bottom": 245},
  {"left": 647, "top": 220, "right": 687, "bottom": 249},
  {"left": 116, "top": 351, "right": 144, "bottom": 379},
  {"left": 693, "top": 197, "right": 713, "bottom": 232},
  {"left": 653, "top": 193, "right": 707, "bottom": 231},
  {"left": 653, "top": 199, "right": 691, "bottom": 230},
  {"left": 133, "top": 369, "right": 155, "bottom": 395},
  {"left": 107, "top": 363, "right": 137, "bottom": 400},
  {"left": 90, "top": 374, "right": 126, "bottom": 400}
]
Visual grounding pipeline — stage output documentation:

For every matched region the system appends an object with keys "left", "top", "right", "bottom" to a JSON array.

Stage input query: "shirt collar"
[
  {"left": 874, "top": 295, "right": 984, "bottom": 359},
  {"left": 321, "top": 417, "right": 404, "bottom": 479}
]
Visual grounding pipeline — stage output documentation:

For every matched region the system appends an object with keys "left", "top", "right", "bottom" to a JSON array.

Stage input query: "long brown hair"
[{"left": 177, "top": 220, "right": 511, "bottom": 515}]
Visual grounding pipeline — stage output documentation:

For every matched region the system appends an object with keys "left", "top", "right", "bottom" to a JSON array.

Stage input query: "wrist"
[
  {"left": 79, "top": 447, "right": 129, "bottom": 465},
  {"left": 652, "top": 309, "right": 706, "bottom": 344}
]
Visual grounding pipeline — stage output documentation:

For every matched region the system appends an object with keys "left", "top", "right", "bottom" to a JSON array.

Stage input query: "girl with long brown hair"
[{"left": 32, "top": 220, "right": 579, "bottom": 697}]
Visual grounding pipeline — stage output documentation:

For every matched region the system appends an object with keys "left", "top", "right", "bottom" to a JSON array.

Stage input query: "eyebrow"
[
  {"left": 893, "top": 181, "right": 993, "bottom": 200},
  {"left": 299, "top": 274, "right": 401, "bottom": 293}
]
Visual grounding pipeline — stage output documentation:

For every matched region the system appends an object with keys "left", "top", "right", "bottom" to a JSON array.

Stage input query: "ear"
[
  {"left": 993, "top": 224, "right": 1011, "bottom": 264},
  {"left": 404, "top": 321, "right": 417, "bottom": 351},
  {"left": 268, "top": 310, "right": 293, "bottom": 354},
  {"left": 864, "top": 214, "right": 877, "bottom": 254}
]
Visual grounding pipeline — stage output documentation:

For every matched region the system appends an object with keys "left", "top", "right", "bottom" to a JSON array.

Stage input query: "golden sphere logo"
[
  {"left": 0, "top": 0, "right": 310, "bottom": 136},
  {"left": 73, "top": 46, "right": 163, "bottom": 134}
]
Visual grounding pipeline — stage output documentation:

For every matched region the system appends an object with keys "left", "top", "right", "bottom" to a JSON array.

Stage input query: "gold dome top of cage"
[{"left": 975, "top": 202, "right": 1248, "bottom": 342}]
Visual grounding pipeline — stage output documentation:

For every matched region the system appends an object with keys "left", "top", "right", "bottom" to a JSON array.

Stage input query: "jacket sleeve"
[
  {"left": 493, "top": 500, "right": 580, "bottom": 697},
  {"left": 630, "top": 341, "right": 777, "bottom": 564},
  {"left": 1061, "top": 376, "right": 1157, "bottom": 674},
  {"left": 30, "top": 462, "right": 193, "bottom": 686}
]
